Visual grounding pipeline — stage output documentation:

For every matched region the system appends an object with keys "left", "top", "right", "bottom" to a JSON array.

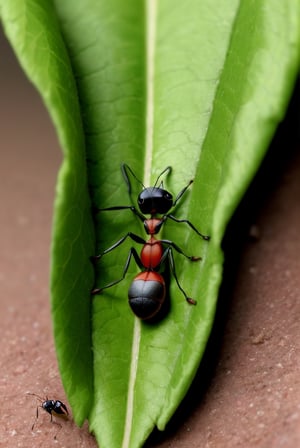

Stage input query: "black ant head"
[
  {"left": 42, "top": 400, "right": 56, "bottom": 414},
  {"left": 138, "top": 187, "right": 173, "bottom": 215}
]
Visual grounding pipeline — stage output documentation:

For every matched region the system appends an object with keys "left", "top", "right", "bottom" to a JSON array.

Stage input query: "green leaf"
[
  {"left": 1, "top": 0, "right": 299, "bottom": 447},
  {"left": 0, "top": 0, "right": 94, "bottom": 423}
]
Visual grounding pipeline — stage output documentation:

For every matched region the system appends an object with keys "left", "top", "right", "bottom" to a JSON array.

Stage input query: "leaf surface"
[
  {"left": 1, "top": 0, "right": 299, "bottom": 447},
  {"left": 0, "top": 0, "right": 94, "bottom": 422}
]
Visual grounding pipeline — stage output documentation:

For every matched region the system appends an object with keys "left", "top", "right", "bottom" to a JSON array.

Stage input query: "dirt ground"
[{"left": 0, "top": 28, "right": 299, "bottom": 448}]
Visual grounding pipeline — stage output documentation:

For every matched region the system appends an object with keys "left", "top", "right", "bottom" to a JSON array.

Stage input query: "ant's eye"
[
  {"left": 165, "top": 192, "right": 172, "bottom": 200},
  {"left": 138, "top": 198, "right": 144, "bottom": 204}
]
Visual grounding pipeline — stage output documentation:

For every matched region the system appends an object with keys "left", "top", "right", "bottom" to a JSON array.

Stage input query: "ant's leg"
[
  {"left": 166, "top": 247, "right": 197, "bottom": 305},
  {"left": 95, "top": 205, "right": 132, "bottom": 212},
  {"left": 166, "top": 214, "right": 210, "bottom": 240},
  {"left": 31, "top": 407, "right": 39, "bottom": 430},
  {"left": 53, "top": 425, "right": 62, "bottom": 440},
  {"left": 91, "top": 232, "right": 146, "bottom": 261},
  {"left": 91, "top": 248, "right": 143, "bottom": 295},
  {"left": 160, "top": 239, "right": 201, "bottom": 261},
  {"left": 94, "top": 205, "right": 146, "bottom": 223}
]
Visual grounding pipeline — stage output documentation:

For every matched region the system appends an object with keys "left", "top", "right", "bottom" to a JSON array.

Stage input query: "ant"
[
  {"left": 91, "top": 164, "right": 210, "bottom": 320},
  {"left": 28, "top": 393, "right": 69, "bottom": 430}
]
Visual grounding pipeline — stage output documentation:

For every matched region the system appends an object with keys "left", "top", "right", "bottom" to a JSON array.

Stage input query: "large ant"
[{"left": 91, "top": 164, "right": 209, "bottom": 320}]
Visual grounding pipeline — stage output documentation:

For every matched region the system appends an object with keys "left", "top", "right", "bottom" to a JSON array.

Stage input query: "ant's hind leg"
[{"left": 166, "top": 248, "right": 197, "bottom": 305}]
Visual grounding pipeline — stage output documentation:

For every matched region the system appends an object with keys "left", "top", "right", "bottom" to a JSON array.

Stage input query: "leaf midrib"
[
  {"left": 144, "top": 0, "right": 157, "bottom": 182},
  {"left": 121, "top": 1, "right": 157, "bottom": 446}
]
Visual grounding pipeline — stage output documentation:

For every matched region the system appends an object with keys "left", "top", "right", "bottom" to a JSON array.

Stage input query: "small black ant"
[
  {"left": 91, "top": 164, "right": 210, "bottom": 320},
  {"left": 28, "top": 393, "right": 69, "bottom": 430}
]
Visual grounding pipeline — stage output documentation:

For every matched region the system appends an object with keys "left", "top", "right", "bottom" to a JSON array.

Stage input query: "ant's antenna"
[
  {"left": 122, "top": 164, "right": 172, "bottom": 192},
  {"left": 154, "top": 166, "right": 172, "bottom": 188},
  {"left": 27, "top": 392, "right": 45, "bottom": 402},
  {"left": 121, "top": 163, "right": 145, "bottom": 194}
]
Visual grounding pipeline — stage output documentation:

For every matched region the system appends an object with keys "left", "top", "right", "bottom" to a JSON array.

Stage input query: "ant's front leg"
[
  {"left": 91, "top": 232, "right": 146, "bottom": 262},
  {"left": 94, "top": 205, "right": 146, "bottom": 222}
]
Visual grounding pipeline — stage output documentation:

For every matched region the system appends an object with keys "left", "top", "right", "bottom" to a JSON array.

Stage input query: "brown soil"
[{"left": 1, "top": 28, "right": 299, "bottom": 448}]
